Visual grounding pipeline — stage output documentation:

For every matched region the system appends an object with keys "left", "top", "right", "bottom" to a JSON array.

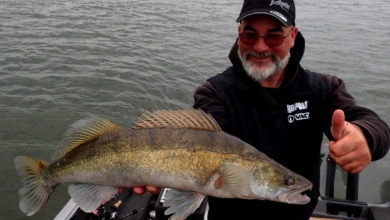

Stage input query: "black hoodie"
[{"left": 193, "top": 32, "right": 390, "bottom": 219}]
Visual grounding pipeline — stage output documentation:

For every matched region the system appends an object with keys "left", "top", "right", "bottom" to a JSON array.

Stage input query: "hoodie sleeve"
[
  {"left": 323, "top": 74, "right": 390, "bottom": 161},
  {"left": 193, "top": 81, "right": 228, "bottom": 130}
]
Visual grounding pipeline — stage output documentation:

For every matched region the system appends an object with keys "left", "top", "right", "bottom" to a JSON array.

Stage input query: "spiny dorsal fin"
[
  {"left": 51, "top": 118, "right": 121, "bottom": 161},
  {"left": 132, "top": 108, "right": 222, "bottom": 131}
]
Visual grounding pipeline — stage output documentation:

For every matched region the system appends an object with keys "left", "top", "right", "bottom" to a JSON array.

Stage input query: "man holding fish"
[
  {"left": 136, "top": 0, "right": 390, "bottom": 219},
  {"left": 15, "top": 0, "right": 390, "bottom": 219}
]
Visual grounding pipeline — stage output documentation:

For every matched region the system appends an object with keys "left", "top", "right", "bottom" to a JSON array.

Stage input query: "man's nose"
[{"left": 252, "top": 37, "right": 269, "bottom": 52}]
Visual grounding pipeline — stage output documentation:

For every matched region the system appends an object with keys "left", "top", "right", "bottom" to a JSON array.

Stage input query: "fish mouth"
[{"left": 277, "top": 184, "right": 312, "bottom": 205}]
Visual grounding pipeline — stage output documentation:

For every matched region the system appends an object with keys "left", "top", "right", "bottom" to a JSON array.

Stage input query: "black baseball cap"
[{"left": 236, "top": 0, "right": 296, "bottom": 26}]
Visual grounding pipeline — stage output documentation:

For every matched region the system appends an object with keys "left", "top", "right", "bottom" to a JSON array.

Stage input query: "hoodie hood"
[{"left": 228, "top": 31, "right": 306, "bottom": 87}]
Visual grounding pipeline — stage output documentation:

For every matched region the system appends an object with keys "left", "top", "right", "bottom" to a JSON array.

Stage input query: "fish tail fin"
[{"left": 14, "top": 155, "right": 55, "bottom": 216}]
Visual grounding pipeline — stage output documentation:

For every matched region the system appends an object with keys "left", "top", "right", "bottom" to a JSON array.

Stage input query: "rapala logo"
[
  {"left": 287, "top": 101, "right": 308, "bottom": 114},
  {"left": 286, "top": 101, "right": 310, "bottom": 123}
]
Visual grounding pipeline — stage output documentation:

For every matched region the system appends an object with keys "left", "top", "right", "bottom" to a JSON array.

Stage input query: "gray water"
[{"left": 1, "top": 0, "right": 389, "bottom": 219}]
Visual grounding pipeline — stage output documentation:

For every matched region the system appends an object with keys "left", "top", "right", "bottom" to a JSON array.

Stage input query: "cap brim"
[{"left": 236, "top": 9, "right": 291, "bottom": 26}]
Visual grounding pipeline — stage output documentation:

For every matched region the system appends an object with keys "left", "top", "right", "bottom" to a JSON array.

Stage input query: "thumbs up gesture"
[{"left": 329, "top": 109, "right": 372, "bottom": 174}]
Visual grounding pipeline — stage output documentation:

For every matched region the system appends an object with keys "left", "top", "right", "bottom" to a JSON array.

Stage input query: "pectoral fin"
[
  {"left": 68, "top": 183, "right": 119, "bottom": 213},
  {"left": 162, "top": 188, "right": 206, "bottom": 220},
  {"left": 219, "top": 164, "right": 252, "bottom": 197}
]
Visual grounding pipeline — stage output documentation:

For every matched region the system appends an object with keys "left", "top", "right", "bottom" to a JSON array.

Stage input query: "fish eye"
[{"left": 284, "top": 174, "right": 296, "bottom": 186}]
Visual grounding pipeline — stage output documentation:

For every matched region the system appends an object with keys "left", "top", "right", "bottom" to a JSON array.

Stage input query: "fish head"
[{"left": 249, "top": 160, "right": 312, "bottom": 205}]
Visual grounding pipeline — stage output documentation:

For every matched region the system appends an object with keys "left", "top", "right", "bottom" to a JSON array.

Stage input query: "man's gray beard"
[{"left": 238, "top": 50, "right": 291, "bottom": 82}]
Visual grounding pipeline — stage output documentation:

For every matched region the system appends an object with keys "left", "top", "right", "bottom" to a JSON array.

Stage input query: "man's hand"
[
  {"left": 133, "top": 185, "right": 161, "bottom": 195},
  {"left": 329, "top": 109, "right": 372, "bottom": 174}
]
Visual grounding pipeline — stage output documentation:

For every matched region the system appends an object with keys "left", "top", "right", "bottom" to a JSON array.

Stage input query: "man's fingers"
[
  {"left": 146, "top": 186, "right": 161, "bottom": 194},
  {"left": 329, "top": 138, "right": 354, "bottom": 157},
  {"left": 133, "top": 186, "right": 146, "bottom": 195},
  {"left": 133, "top": 186, "right": 161, "bottom": 195}
]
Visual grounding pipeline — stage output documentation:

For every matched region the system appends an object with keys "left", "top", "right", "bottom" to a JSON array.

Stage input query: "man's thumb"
[{"left": 331, "top": 109, "right": 346, "bottom": 140}]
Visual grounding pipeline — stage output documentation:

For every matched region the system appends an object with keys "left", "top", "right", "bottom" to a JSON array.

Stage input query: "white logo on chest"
[{"left": 286, "top": 101, "right": 310, "bottom": 123}]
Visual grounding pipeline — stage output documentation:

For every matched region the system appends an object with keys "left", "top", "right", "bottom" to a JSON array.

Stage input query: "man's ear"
[
  {"left": 238, "top": 24, "right": 243, "bottom": 33},
  {"left": 290, "top": 26, "right": 299, "bottom": 48}
]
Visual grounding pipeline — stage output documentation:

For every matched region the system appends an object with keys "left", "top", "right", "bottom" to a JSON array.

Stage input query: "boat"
[{"left": 55, "top": 155, "right": 390, "bottom": 220}]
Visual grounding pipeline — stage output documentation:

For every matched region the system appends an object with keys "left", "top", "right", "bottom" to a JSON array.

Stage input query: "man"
[{"left": 136, "top": 0, "right": 390, "bottom": 219}]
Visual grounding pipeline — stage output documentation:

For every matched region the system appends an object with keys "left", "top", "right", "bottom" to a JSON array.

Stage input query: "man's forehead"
[{"left": 243, "top": 25, "right": 283, "bottom": 33}]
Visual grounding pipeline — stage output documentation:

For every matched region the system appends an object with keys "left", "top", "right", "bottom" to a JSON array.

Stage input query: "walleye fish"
[{"left": 15, "top": 108, "right": 312, "bottom": 219}]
